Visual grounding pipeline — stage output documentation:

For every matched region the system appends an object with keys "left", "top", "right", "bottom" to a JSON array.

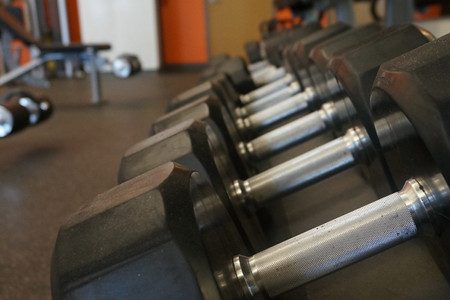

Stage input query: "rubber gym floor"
[{"left": 0, "top": 71, "right": 449, "bottom": 299}]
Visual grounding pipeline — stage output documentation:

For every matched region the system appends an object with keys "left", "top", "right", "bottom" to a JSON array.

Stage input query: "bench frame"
[{"left": 0, "top": 8, "right": 111, "bottom": 104}]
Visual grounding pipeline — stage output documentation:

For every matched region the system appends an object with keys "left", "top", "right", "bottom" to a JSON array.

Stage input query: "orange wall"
[
  {"left": 160, "top": 0, "right": 208, "bottom": 64},
  {"left": 66, "top": 0, "right": 81, "bottom": 42}
]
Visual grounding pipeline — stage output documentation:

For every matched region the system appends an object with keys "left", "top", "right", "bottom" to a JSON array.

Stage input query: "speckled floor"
[
  {"left": 0, "top": 71, "right": 200, "bottom": 299},
  {"left": 0, "top": 71, "right": 449, "bottom": 300}
]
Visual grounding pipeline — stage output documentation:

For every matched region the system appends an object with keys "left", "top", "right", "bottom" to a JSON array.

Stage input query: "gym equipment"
[
  {"left": 176, "top": 23, "right": 349, "bottom": 116},
  {"left": 52, "top": 32, "right": 450, "bottom": 300},
  {"left": 168, "top": 24, "right": 322, "bottom": 111},
  {"left": 235, "top": 24, "right": 419, "bottom": 162},
  {"left": 244, "top": 40, "right": 263, "bottom": 65},
  {"left": 0, "top": 7, "right": 111, "bottom": 104},
  {"left": 168, "top": 23, "right": 372, "bottom": 137},
  {"left": 237, "top": 22, "right": 350, "bottom": 111},
  {"left": 235, "top": 23, "right": 383, "bottom": 139},
  {"left": 118, "top": 26, "right": 433, "bottom": 259},
  {"left": 0, "top": 90, "right": 52, "bottom": 137},
  {"left": 111, "top": 54, "right": 142, "bottom": 79},
  {"left": 181, "top": 23, "right": 348, "bottom": 115},
  {"left": 119, "top": 120, "right": 267, "bottom": 251},
  {"left": 52, "top": 162, "right": 254, "bottom": 299},
  {"left": 151, "top": 25, "right": 432, "bottom": 188},
  {"left": 233, "top": 33, "right": 450, "bottom": 298},
  {"left": 170, "top": 57, "right": 256, "bottom": 110},
  {"left": 250, "top": 23, "right": 321, "bottom": 80},
  {"left": 240, "top": 24, "right": 323, "bottom": 85}
]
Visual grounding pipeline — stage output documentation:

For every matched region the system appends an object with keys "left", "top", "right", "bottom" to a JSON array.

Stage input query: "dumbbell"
[
  {"left": 218, "top": 24, "right": 322, "bottom": 86},
  {"left": 152, "top": 25, "right": 432, "bottom": 182},
  {"left": 233, "top": 34, "right": 450, "bottom": 298},
  {"left": 51, "top": 32, "right": 450, "bottom": 300},
  {"left": 235, "top": 24, "right": 426, "bottom": 161},
  {"left": 172, "top": 21, "right": 359, "bottom": 116},
  {"left": 244, "top": 41, "right": 268, "bottom": 72},
  {"left": 0, "top": 91, "right": 52, "bottom": 137},
  {"left": 201, "top": 26, "right": 319, "bottom": 96},
  {"left": 171, "top": 22, "right": 347, "bottom": 114},
  {"left": 166, "top": 22, "right": 376, "bottom": 141},
  {"left": 187, "top": 22, "right": 350, "bottom": 119},
  {"left": 118, "top": 26, "right": 433, "bottom": 254},
  {"left": 225, "top": 22, "right": 347, "bottom": 106},
  {"left": 168, "top": 57, "right": 257, "bottom": 111},
  {"left": 245, "top": 22, "right": 322, "bottom": 85},
  {"left": 200, "top": 54, "right": 231, "bottom": 79},
  {"left": 243, "top": 20, "right": 317, "bottom": 70},
  {"left": 154, "top": 24, "right": 378, "bottom": 174},
  {"left": 236, "top": 22, "right": 351, "bottom": 112},
  {"left": 234, "top": 21, "right": 385, "bottom": 120},
  {"left": 112, "top": 54, "right": 142, "bottom": 78},
  {"left": 235, "top": 22, "right": 384, "bottom": 139},
  {"left": 168, "top": 23, "right": 323, "bottom": 111}
]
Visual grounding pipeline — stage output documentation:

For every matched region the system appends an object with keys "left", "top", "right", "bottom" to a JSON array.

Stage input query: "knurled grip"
[
  {"left": 251, "top": 66, "right": 286, "bottom": 86},
  {"left": 241, "top": 74, "right": 292, "bottom": 104},
  {"left": 245, "top": 133, "right": 357, "bottom": 206},
  {"left": 247, "top": 60, "right": 269, "bottom": 73},
  {"left": 244, "top": 87, "right": 315, "bottom": 132},
  {"left": 247, "top": 110, "right": 327, "bottom": 161},
  {"left": 243, "top": 83, "right": 300, "bottom": 117},
  {"left": 247, "top": 192, "right": 417, "bottom": 297}
]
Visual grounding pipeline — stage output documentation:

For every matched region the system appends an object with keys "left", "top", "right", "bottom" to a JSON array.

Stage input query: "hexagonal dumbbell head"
[
  {"left": 168, "top": 73, "right": 239, "bottom": 112},
  {"left": 328, "top": 24, "right": 434, "bottom": 195},
  {"left": 120, "top": 119, "right": 266, "bottom": 251},
  {"left": 369, "top": 33, "right": 450, "bottom": 274},
  {"left": 152, "top": 95, "right": 254, "bottom": 178},
  {"left": 52, "top": 162, "right": 251, "bottom": 299},
  {"left": 371, "top": 32, "right": 450, "bottom": 195}
]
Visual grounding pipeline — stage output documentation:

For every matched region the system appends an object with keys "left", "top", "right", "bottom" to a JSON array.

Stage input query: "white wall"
[{"left": 78, "top": 0, "right": 160, "bottom": 70}]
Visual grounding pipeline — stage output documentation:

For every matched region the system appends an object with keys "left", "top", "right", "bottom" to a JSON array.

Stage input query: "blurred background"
[{"left": 1, "top": 0, "right": 450, "bottom": 73}]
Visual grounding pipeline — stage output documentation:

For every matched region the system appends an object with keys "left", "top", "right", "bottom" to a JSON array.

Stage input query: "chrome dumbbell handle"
[
  {"left": 239, "top": 97, "right": 356, "bottom": 160},
  {"left": 239, "top": 109, "right": 328, "bottom": 161},
  {"left": 247, "top": 60, "right": 270, "bottom": 73},
  {"left": 234, "top": 178, "right": 429, "bottom": 297},
  {"left": 237, "top": 82, "right": 301, "bottom": 117},
  {"left": 251, "top": 66, "right": 286, "bottom": 86},
  {"left": 236, "top": 87, "right": 317, "bottom": 137},
  {"left": 233, "top": 126, "right": 371, "bottom": 208},
  {"left": 240, "top": 74, "right": 294, "bottom": 105},
  {"left": 250, "top": 65, "right": 277, "bottom": 83},
  {"left": 238, "top": 76, "right": 343, "bottom": 118}
]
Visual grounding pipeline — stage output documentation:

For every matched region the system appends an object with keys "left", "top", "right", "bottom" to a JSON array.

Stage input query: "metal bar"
[
  {"left": 57, "top": 0, "right": 73, "bottom": 78},
  {"left": 27, "top": 0, "right": 42, "bottom": 39},
  {"left": 234, "top": 178, "right": 427, "bottom": 297},
  {"left": 250, "top": 65, "right": 276, "bottom": 82},
  {"left": 236, "top": 87, "right": 317, "bottom": 137},
  {"left": 87, "top": 47, "right": 102, "bottom": 104},
  {"left": 0, "top": 57, "right": 46, "bottom": 85},
  {"left": 239, "top": 82, "right": 301, "bottom": 117},
  {"left": 251, "top": 66, "right": 286, "bottom": 86},
  {"left": 242, "top": 110, "right": 329, "bottom": 161},
  {"left": 239, "top": 127, "right": 370, "bottom": 207},
  {"left": 248, "top": 60, "right": 270, "bottom": 73},
  {"left": 239, "top": 74, "right": 294, "bottom": 105}
]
